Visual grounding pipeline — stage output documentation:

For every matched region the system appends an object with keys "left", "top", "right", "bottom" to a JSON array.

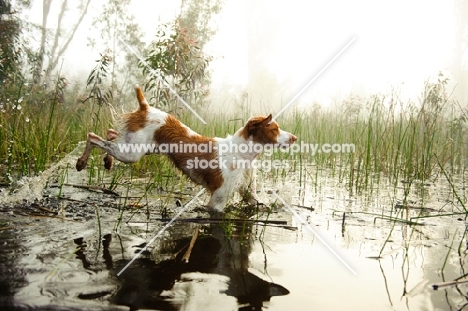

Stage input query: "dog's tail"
[{"left": 135, "top": 85, "right": 149, "bottom": 111}]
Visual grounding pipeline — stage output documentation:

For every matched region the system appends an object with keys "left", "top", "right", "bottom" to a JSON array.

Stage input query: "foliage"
[
  {"left": 179, "top": 0, "right": 223, "bottom": 47},
  {"left": 141, "top": 0, "right": 223, "bottom": 111},
  {"left": 88, "top": 0, "right": 145, "bottom": 101},
  {"left": 1, "top": 0, "right": 465, "bottom": 205},
  {"left": 143, "top": 20, "right": 211, "bottom": 111},
  {"left": 73, "top": 52, "right": 116, "bottom": 184},
  {"left": 0, "top": 0, "right": 24, "bottom": 83},
  {"left": 0, "top": 75, "right": 69, "bottom": 180},
  {"left": 85, "top": 52, "right": 114, "bottom": 108}
]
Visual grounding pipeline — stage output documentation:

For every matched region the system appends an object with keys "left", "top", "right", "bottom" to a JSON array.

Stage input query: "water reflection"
[
  {"left": 71, "top": 221, "right": 290, "bottom": 310},
  {"left": 111, "top": 223, "right": 289, "bottom": 310}
]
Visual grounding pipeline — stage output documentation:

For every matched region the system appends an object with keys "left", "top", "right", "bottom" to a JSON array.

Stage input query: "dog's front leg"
[
  {"left": 208, "top": 187, "right": 229, "bottom": 213},
  {"left": 239, "top": 168, "right": 263, "bottom": 206}
]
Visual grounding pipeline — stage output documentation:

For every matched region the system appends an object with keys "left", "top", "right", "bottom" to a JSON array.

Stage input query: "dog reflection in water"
[
  {"left": 160, "top": 272, "right": 236, "bottom": 310},
  {"left": 112, "top": 224, "right": 289, "bottom": 310}
]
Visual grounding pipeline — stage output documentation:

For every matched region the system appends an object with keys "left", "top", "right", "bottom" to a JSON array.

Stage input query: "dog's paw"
[
  {"left": 106, "top": 129, "right": 119, "bottom": 141},
  {"left": 207, "top": 208, "right": 224, "bottom": 219},
  {"left": 103, "top": 154, "right": 114, "bottom": 170},
  {"left": 242, "top": 192, "right": 264, "bottom": 206},
  {"left": 76, "top": 157, "right": 87, "bottom": 171}
]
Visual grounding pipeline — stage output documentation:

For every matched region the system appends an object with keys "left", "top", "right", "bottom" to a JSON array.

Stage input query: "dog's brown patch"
[
  {"left": 124, "top": 86, "right": 150, "bottom": 132},
  {"left": 240, "top": 114, "right": 280, "bottom": 144},
  {"left": 124, "top": 109, "right": 147, "bottom": 132},
  {"left": 154, "top": 115, "right": 224, "bottom": 193}
]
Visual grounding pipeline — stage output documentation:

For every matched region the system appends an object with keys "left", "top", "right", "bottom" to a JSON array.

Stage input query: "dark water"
[{"left": 0, "top": 210, "right": 292, "bottom": 311}]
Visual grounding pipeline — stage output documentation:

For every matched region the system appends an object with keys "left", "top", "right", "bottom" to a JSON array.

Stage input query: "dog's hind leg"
[
  {"left": 76, "top": 134, "right": 96, "bottom": 171},
  {"left": 103, "top": 154, "right": 114, "bottom": 170},
  {"left": 76, "top": 132, "right": 146, "bottom": 171},
  {"left": 103, "top": 129, "right": 118, "bottom": 170},
  {"left": 76, "top": 130, "right": 118, "bottom": 171}
]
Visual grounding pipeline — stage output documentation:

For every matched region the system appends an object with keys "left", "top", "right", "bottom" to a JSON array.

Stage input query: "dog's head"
[{"left": 241, "top": 114, "right": 297, "bottom": 147}]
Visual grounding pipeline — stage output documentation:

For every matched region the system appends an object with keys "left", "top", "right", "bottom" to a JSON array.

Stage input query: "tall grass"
[
  {"left": 0, "top": 56, "right": 116, "bottom": 184},
  {"left": 0, "top": 75, "right": 72, "bottom": 180},
  {"left": 275, "top": 77, "right": 465, "bottom": 193}
]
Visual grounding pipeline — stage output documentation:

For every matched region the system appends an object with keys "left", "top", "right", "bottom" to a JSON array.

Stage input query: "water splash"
[{"left": 0, "top": 141, "right": 86, "bottom": 204}]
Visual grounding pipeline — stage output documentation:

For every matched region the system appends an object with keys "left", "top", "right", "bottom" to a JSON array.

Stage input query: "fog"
[
  {"left": 22, "top": 0, "right": 465, "bottom": 113},
  {"left": 207, "top": 0, "right": 458, "bottom": 112}
]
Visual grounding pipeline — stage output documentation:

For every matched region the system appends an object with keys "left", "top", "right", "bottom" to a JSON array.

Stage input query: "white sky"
[
  {"left": 206, "top": 0, "right": 456, "bottom": 108},
  {"left": 21, "top": 0, "right": 457, "bottom": 110}
]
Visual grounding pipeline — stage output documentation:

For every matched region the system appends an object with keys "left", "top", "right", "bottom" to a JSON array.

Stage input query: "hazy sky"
[
  {"left": 206, "top": 0, "right": 455, "bottom": 108},
  {"left": 23, "top": 0, "right": 458, "bottom": 110}
]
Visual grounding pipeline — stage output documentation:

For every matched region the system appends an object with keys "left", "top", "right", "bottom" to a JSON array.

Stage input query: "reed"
[
  {"left": 0, "top": 75, "right": 74, "bottom": 180},
  {"left": 273, "top": 77, "right": 464, "bottom": 193}
]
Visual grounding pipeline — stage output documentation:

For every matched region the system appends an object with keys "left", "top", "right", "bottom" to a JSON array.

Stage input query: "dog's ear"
[
  {"left": 262, "top": 114, "right": 273, "bottom": 126},
  {"left": 135, "top": 85, "right": 149, "bottom": 111},
  {"left": 241, "top": 116, "right": 262, "bottom": 139},
  {"left": 249, "top": 115, "right": 272, "bottom": 128}
]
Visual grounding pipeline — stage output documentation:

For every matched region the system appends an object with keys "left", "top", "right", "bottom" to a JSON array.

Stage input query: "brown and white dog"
[{"left": 76, "top": 85, "right": 297, "bottom": 211}]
